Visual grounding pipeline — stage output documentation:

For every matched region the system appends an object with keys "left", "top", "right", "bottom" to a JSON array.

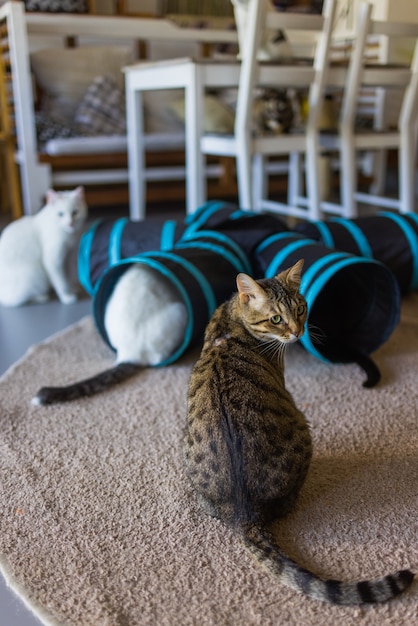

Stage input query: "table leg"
[
  {"left": 126, "top": 81, "right": 146, "bottom": 221},
  {"left": 185, "top": 64, "right": 206, "bottom": 214}
]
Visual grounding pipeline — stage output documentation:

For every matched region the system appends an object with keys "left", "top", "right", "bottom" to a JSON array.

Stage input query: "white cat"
[
  {"left": 33, "top": 263, "right": 188, "bottom": 404},
  {"left": 0, "top": 186, "right": 87, "bottom": 307},
  {"left": 105, "top": 264, "right": 188, "bottom": 365}
]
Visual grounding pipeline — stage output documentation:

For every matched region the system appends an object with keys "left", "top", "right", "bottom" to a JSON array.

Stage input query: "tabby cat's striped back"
[{"left": 184, "top": 260, "right": 414, "bottom": 604}]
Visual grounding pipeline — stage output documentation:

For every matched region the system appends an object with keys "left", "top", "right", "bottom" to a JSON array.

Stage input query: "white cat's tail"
[{"left": 32, "top": 362, "right": 142, "bottom": 405}]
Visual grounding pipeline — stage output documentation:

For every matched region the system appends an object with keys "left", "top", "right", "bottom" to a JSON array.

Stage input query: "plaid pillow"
[{"left": 75, "top": 75, "right": 126, "bottom": 136}]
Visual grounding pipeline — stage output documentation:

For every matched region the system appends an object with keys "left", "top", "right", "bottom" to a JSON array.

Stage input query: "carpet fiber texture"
[{"left": 1, "top": 294, "right": 418, "bottom": 625}]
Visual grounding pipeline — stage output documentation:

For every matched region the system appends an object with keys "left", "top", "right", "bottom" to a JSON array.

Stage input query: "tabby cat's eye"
[
  {"left": 297, "top": 304, "right": 306, "bottom": 316},
  {"left": 270, "top": 314, "right": 282, "bottom": 324}
]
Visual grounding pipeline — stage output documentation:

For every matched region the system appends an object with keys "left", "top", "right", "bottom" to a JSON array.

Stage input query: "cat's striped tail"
[
  {"left": 244, "top": 524, "right": 414, "bottom": 605},
  {"left": 32, "top": 362, "right": 142, "bottom": 405}
]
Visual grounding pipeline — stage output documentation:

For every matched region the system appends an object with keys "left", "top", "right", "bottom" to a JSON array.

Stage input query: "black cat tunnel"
[
  {"left": 77, "top": 201, "right": 401, "bottom": 374},
  {"left": 182, "top": 201, "right": 288, "bottom": 270},
  {"left": 295, "top": 212, "right": 418, "bottom": 295},
  {"left": 254, "top": 231, "right": 401, "bottom": 366},
  {"left": 91, "top": 232, "right": 251, "bottom": 366},
  {"left": 78, "top": 216, "right": 188, "bottom": 295},
  {"left": 78, "top": 201, "right": 288, "bottom": 295}
]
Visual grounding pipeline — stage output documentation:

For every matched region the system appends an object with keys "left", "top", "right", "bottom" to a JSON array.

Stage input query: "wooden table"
[
  {"left": 124, "top": 57, "right": 240, "bottom": 220},
  {"left": 124, "top": 54, "right": 410, "bottom": 220}
]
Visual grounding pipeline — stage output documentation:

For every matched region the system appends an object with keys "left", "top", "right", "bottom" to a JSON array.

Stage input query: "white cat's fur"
[
  {"left": 0, "top": 186, "right": 87, "bottom": 307},
  {"left": 104, "top": 263, "right": 188, "bottom": 365}
]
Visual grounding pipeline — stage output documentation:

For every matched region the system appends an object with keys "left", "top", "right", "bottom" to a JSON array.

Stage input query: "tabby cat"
[
  {"left": 252, "top": 88, "right": 294, "bottom": 135},
  {"left": 184, "top": 260, "right": 414, "bottom": 604}
]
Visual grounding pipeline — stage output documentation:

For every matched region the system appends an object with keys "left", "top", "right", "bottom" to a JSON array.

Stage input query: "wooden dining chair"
[
  {"left": 200, "top": 0, "right": 338, "bottom": 221},
  {"left": 320, "top": 1, "right": 418, "bottom": 218}
]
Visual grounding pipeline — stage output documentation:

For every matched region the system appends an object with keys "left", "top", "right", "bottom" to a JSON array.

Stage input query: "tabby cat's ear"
[
  {"left": 236, "top": 273, "right": 267, "bottom": 306},
  {"left": 276, "top": 259, "right": 304, "bottom": 291}
]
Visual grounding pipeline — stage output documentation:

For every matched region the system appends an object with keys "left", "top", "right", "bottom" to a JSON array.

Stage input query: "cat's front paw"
[{"left": 59, "top": 292, "right": 78, "bottom": 304}]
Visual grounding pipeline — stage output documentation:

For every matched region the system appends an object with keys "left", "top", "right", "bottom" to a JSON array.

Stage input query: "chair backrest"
[
  {"left": 340, "top": 1, "right": 418, "bottom": 134},
  {"left": 234, "top": 0, "right": 338, "bottom": 139}
]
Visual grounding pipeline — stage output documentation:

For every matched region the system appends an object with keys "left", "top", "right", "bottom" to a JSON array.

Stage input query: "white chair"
[
  {"left": 200, "top": 0, "right": 338, "bottom": 221},
  {"left": 320, "top": 1, "right": 418, "bottom": 217}
]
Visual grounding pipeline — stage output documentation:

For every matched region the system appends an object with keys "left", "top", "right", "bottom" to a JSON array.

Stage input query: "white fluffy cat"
[
  {"left": 105, "top": 264, "right": 188, "bottom": 365},
  {"left": 0, "top": 186, "right": 87, "bottom": 307},
  {"left": 33, "top": 263, "right": 188, "bottom": 404}
]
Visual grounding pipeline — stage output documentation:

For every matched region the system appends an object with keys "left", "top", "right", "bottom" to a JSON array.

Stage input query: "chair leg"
[
  {"left": 369, "top": 86, "right": 388, "bottom": 195},
  {"left": 369, "top": 149, "right": 387, "bottom": 196},
  {"left": 399, "top": 129, "right": 416, "bottom": 214},
  {"left": 287, "top": 152, "right": 302, "bottom": 207},
  {"left": 340, "top": 130, "right": 358, "bottom": 218},
  {"left": 236, "top": 140, "right": 253, "bottom": 211},
  {"left": 126, "top": 89, "right": 147, "bottom": 220},
  {"left": 252, "top": 152, "right": 265, "bottom": 212},
  {"left": 305, "top": 135, "right": 321, "bottom": 221}
]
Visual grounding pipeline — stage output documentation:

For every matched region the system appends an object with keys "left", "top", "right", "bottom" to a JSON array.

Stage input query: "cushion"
[
  {"left": 31, "top": 46, "right": 133, "bottom": 122},
  {"left": 24, "top": 0, "right": 88, "bottom": 11},
  {"left": 142, "top": 90, "right": 187, "bottom": 134},
  {"left": 75, "top": 75, "right": 126, "bottom": 136},
  {"left": 169, "top": 94, "right": 235, "bottom": 134},
  {"left": 35, "top": 111, "right": 79, "bottom": 149}
]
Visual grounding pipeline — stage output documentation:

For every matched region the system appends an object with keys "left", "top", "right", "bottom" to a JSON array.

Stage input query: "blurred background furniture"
[
  {"left": 228, "top": 0, "right": 337, "bottom": 220},
  {"left": 125, "top": 0, "right": 338, "bottom": 221},
  {"left": 2, "top": 0, "right": 417, "bottom": 222},
  {"left": 320, "top": 1, "right": 418, "bottom": 217},
  {"left": 0, "top": 0, "right": 238, "bottom": 216},
  {"left": 0, "top": 15, "right": 22, "bottom": 220},
  {"left": 125, "top": 57, "right": 241, "bottom": 219}
]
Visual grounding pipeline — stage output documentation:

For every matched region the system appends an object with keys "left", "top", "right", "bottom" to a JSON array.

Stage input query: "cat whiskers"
[
  {"left": 258, "top": 337, "right": 287, "bottom": 364},
  {"left": 276, "top": 342, "right": 287, "bottom": 367},
  {"left": 307, "top": 323, "right": 326, "bottom": 346}
]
